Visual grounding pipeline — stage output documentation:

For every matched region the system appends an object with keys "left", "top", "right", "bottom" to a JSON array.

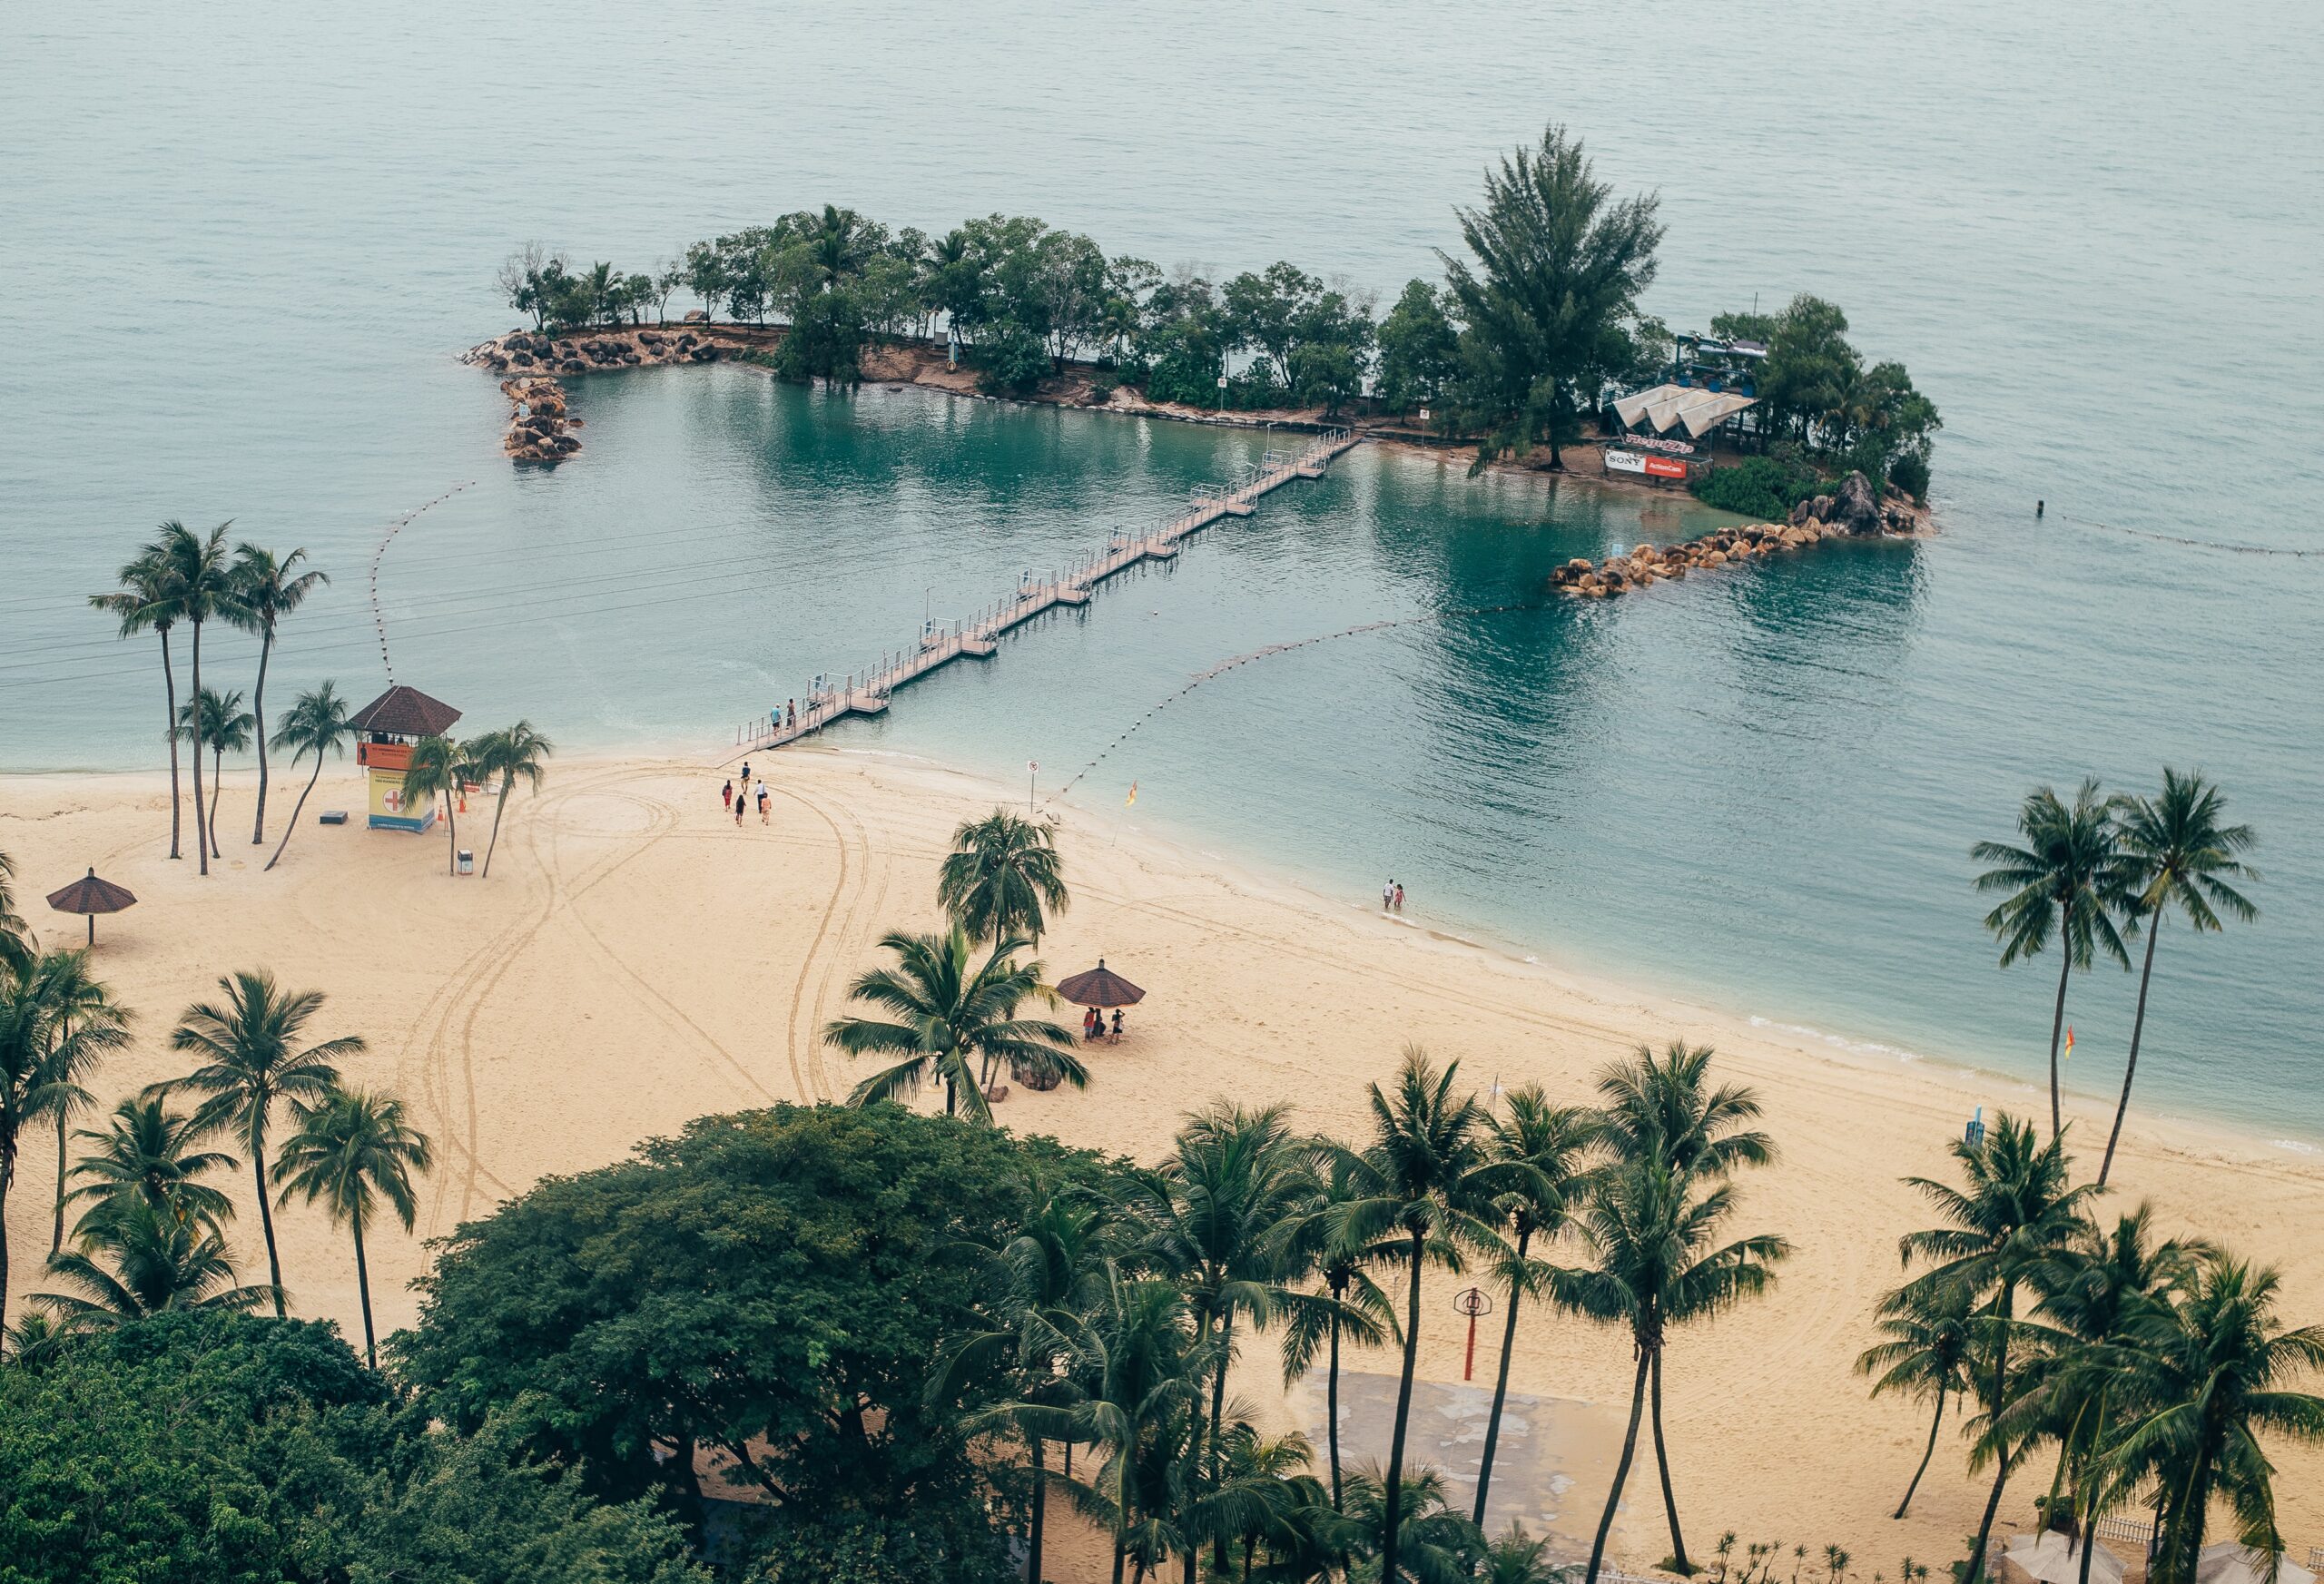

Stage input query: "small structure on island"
[
  {"left": 45, "top": 867, "right": 137, "bottom": 946},
  {"left": 349, "top": 684, "right": 462, "bottom": 832}
]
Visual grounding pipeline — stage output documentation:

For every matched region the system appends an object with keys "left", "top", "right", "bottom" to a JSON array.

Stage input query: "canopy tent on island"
[
  {"left": 2198, "top": 1546, "right": 2318, "bottom": 1584},
  {"left": 349, "top": 684, "right": 463, "bottom": 832},
  {"left": 2001, "top": 1534, "right": 2126, "bottom": 1584},
  {"left": 1612, "top": 382, "right": 1759, "bottom": 439}
]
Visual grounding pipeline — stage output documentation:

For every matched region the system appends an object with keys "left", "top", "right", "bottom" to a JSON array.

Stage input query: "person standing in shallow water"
[
  {"left": 1383, "top": 877, "right": 1394, "bottom": 910},
  {"left": 1393, "top": 882, "right": 1404, "bottom": 912}
]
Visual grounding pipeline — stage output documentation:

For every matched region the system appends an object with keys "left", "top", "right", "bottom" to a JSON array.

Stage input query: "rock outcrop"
[
  {"left": 499, "top": 376, "right": 582, "bottom": 464},
  {"left": 1830, "top": 470, "right": 1883, "bottom": 536},
  {"left": 1546, "top": 514, "right": 1893, "bottom": 599},
  {"left": 465, "top": 326, "right": 728, "bottom": 379}
]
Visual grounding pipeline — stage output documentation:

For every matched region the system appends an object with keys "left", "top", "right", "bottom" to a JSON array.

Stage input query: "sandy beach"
[{"left": 5, "top": 750, "right": 2319, "bottom": 1570}]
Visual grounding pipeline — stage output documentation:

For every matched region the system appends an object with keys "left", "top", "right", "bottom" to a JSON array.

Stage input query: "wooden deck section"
[{"left": 733, "top": 429, "right": 1360, "bottom": 753}]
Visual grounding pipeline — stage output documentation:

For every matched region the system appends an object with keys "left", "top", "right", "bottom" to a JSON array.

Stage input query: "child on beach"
[
  {"left": 755, "top": 781, "right": 770, "bottom": 824},
  {"left": 1393, "top": 882, "right": 1404, "bottom": 912}
]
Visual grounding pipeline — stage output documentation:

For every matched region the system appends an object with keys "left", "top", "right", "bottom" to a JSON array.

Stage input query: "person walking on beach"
[
  {"left": 755, "top": 780, "right": 770, "bottom": 824},
  {"left": 1383, "top": 878, "right": 1395, "bottom": 910},
  {"left": 734, "top": 785, "right": 747, "bottom": 826},
  {"left": 741, "top": 760, "right": 752, "bottom": 785},
  {"left": 722, "top": 779, "right": 734, "bottom": 812}
]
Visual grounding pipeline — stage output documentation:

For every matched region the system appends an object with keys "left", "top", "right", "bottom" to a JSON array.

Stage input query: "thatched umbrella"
[
  {"left": 1055, "top": 959, "right": 1145, "bottom": 1008},
  {"left": 46, "top": 867, "right": 138, "bottom": 946}
]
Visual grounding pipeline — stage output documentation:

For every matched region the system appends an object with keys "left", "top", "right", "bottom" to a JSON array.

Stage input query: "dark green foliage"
[
  {"left": 773, "top": 287, "right": 868, "bottom": 383},
  {"left": 1887, "top": 449, "right": 1931, "bottom": 500},
  {"left": 1689, "top": 455, "right": 1828, "bottom": 519},
  {"left": 1374, "top": 279, "right": 1462, "bottom": 417},
  {"left": 971, "top": 319, "right": 1053, "bottom": 396},
  {"left": 741, "top": 1506, "right": 1011, "bottom": 1584}
]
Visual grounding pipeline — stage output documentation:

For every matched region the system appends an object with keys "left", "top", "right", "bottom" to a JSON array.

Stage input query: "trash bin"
[{"left": 457, "top": 849, "right": 475, "bottom": 876}]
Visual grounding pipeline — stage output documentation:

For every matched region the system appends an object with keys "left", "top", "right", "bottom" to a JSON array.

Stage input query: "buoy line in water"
[
  {"left": 2061, "top": 513, "right": 2318, "bottom": 557},
  {"left": 369, "top": 482, "right": 477, "bottom": 684},
  {"left": 1048, "top": 602, "right": 1545, "bottom": 805}
]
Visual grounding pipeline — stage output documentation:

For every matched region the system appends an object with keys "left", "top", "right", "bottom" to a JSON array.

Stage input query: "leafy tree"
[
  {"left": 1973, "top": 781, "right": 2130, "bottom": 1142},
  {"left": 468, "top": 719, "right": 554, "bottom": 880},
  {"left": 3, "top": 954, "right": 119, "bottom": 1327},
  {"left": 162, "top": 969, "right": 362, "bottom": 1314},
  {"left": 1336, "top": 1462, "right": 1485, "bottom": 1584},
  {"left": 2099, "top": 772, "right": 2258, "bottom": 1186},
  {"left": 177, "top": 683, "right": 252, "bottom": 860},
  {"left": 21, "top": 948, "right": 133, "bottom": 1255},
  {"left": 939, "top": 808, "right": 1070, "bottom": 946},
  {"left": 63, "top": 1094, "right": 239, "bottom": 1242},
  {"left": 264, "top": 680, "right": 355, "bottom": 871},
  {"left": 1376, "top": 280, "right": 1462, "bottom": 418},
  {"left": 271, "top": 1087, "right": 433, "bottom": 1368},
  {"left": 225, "top": 541, "right": 328, "bottom": 846},
  {"left": 89, "top": 537, "right": 189, "bottom": 860},
  {"left": 1441, "top": 123, "right": 1665, "bottom": 469},
  {"left": 1689, "top": 454, "right": 1828, "bottom": 520},
  {"left": 498, "top": 241, "right": 555, "bottom": 329},
  {"left": 973, "top": 319, "right": 1055, "bottom": 396},
  {"left": 1858, "top": 1276, "right": 1977, "bottom": 1518},
  {"left": 828, "top": 927, "right": 1083, "bottom": 1120},
  {"left": 399, "top": 733, "right": 473, "bottom": 876},
  {"left": 684, "top": 238, "right": 729, "bottom": 320}
]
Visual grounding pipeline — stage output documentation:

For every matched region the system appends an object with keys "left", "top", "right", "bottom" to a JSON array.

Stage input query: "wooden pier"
[{"left": 732, "top": 428, "right": 1360, "bottom": 753}]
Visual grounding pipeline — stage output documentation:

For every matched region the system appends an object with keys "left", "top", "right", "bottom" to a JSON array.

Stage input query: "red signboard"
[{"left": 1642, "top": 456, "right": 1689, "bottom": 479}]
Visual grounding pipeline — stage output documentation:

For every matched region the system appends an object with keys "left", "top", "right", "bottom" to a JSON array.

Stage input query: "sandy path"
[{"left": 4, "top": 751, "right": 2318, "bottom": 1572}]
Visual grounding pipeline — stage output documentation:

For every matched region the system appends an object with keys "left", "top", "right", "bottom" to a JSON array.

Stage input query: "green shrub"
[
  {"left": 1689, "top": 455, "right": 1827, "bottom": 519},
  {"left": 970, "top": 320, "right": 1052, "bottom": 396},
  {"left": 1887, "top": 449, "right": 1931, "bottom": 500}
]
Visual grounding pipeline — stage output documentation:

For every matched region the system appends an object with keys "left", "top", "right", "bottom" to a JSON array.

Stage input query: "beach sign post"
[
  {"left": 1028, "top": 759, "right": 1038, "bottom": 812},
  {"left": 1452, "top": 1286, "right": 1492, "bottom": 1381}
]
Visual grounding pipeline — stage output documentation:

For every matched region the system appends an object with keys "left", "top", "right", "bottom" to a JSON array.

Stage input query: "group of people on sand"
[
  {"left": 722, "top": 763, "right": 770, "bottom": 826},
  {"left": 1380, "top": 877, "right": 1405, "bottom": 912},
  {"left": 1082, "top": 1006, "right": 1124, "bottom": 1043}
]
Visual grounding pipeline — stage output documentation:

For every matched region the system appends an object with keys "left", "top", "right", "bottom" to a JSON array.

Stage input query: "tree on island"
[
  {"left": 226, "top": 541, "right": 328, "bottom": 846},
  {"left": 271, "top": 1086, "right": 432, "bottom": 1369},
  {"left": 263, "top": 681, "right": 355, "bottom": 871},
  {"left": 89, "top": 538, "right": 189, "bottom": 861},
  {"left": 1376, "top": 279, "right": 1463, "bottom": 419},
  {"left": 938, "top": 807, "right": 1069, "bottom": 947},
  {"left": 399, "top": 733, "right": 473, "bottom": 876},
  {"left": 177, "top": 684, "right": 252, "bottom": 861},
  {"left": 468, "top": 720, "right": 554, "bottom": 880},
  {"left": 162, "top": 521, "right": 236, "bottom": 878},
  {"left": 1441, "top": 123, "right": 1666, "bottom": 471},
  {"left": 1856, "top": 1274, "right": 1977, "bottom": 1518}
]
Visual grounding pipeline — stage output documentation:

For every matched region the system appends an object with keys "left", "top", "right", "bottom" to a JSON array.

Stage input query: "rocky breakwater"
[
  {"left": 465, "top": 324, "right": 733, "bottom": 377},
  {"left": 499, "top": 377, "right": 581, "bottom": 464},
  {"left": 1549, "top": 470, "right": 1921, "bottom": 598}
]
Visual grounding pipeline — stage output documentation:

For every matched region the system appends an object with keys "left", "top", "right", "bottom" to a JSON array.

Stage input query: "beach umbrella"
[
  {"left": 1054, "top": 959, "right": 1145, "bottom": 1008},
  {"left": 45, "top": 867, "right": 138, "bottom": 946},
  {"left": 2199, "top": 1547, "right": 2316, "bottom": 1584},
  {"left": 2003, "top": 1534, "right": 2125, "bottom": 1584}
]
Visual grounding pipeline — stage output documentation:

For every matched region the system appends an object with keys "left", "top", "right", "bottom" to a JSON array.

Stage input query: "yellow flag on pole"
[{"left": 1126, "top": 782, "right": 1138, "bottom": 807}]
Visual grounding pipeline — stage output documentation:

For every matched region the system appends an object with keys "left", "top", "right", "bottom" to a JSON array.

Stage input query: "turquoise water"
[{"left": 2, "top": 2, "right": 2319, "bottom": 1135}]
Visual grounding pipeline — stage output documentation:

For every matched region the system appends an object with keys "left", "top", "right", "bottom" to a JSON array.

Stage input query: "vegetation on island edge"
[{"left": 496, "top": 124, "right": 1941, "bottom": 512}]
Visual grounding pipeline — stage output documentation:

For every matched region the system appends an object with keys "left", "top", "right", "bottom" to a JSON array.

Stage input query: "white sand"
[{"left": 5, "top": 751, "right": 2319, "bottom": 1571}]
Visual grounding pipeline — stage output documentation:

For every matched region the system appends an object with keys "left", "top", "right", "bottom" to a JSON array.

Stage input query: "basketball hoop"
[{"left": 1452, "top": 1286, "right": 1492, "bottom": 1381}]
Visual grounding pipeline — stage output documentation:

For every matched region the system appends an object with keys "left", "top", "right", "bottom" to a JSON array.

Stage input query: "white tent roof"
[
  {"left": 1610, "top": 382, "right": 1758, "bottom": 438},
  {"left": 2199, "top": 1545, "right": 2317, "bottom": 1584},
  {"left": 2004, "top": 1533, "right": 2126, "bottom": 1584}
]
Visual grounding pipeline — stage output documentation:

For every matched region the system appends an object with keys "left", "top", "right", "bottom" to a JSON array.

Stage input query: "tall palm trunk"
[
  {"left": 252, "top": 1136, "right": 286, "bottom": 1317},
  {"left": 1894, "top": 1386, "right": 1945, "bottom": 1518},
  {"left": 209, "top": 744, "right": 225, "bottom": 858},
  {"left": 250, "top": 626, "right": 273, "bottom": 843},
  {"left": 190, "top": 618, "right": 210, "bottom": 874},
  {"left": 2099, "top": 920, "right": 2162, "bottom": 1187},
  {"left": 0, "top": 1147, "right": 15, "bottom": 1333},
  {"left": 351, "top": 1209, "right": 376, "bottom": 1366},
  {"left": 1474, "top": 1225, "right": 1531, "bottom": 1527},
  {"left": 481, "top": 778, "right": 512, "bottom": 877},
  {"left": 1380, "top": 1227, "right": 1426, "bottom": 1584},
  {"left": 2044, "top": 949, "right": 2071, "bottom": 1142},
  {"left": 1326, "top": 1294, "right": 1344, "bottom": 1510},
  {"left": 1110, "top": 1542, "right": 1127, "bottom": 1584},
  {"left": 161, "top": 628, "right": 182, "bottom": 859},
  {"left": 1967, "top": 1449, "right": 2012, "bottom": 1584},
  {"left": 1028, "top": 1436, "right": 1047, "bottom": 1584},
  {"left": 1965, "top": 1286, "right": 2016, "bottom": 1584},
  {"left": 1589, "top": 1348, "right": 1655, "bottom": 1584},
  {"left": 266, "top": 753, "right": 327, "bottom": 871},
  {"left": 1649, "top": 1348, "right": 1691, "bottom": 1571},
  {"left": 443, "top": 793, "right": 459, "bottom": 876},
  {"left": 1209, "top": 1310, "right": 1234, "bottom": 1571},
  {"left": 51, "top": 1106, "right": 70, "bottom": 1254}
]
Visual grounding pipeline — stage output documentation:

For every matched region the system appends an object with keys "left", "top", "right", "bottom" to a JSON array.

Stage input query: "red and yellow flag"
[
  {"left": 1126, "top": 782, "right": 1138, "bottom": 807},
  {"left": 2063, "top": 1026, "right": 2075, "bottom": 1059}
]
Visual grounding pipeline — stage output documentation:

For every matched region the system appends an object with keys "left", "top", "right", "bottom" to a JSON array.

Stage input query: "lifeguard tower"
[{"left": 348, "top": 684, "right": 463, "bottom": 831}]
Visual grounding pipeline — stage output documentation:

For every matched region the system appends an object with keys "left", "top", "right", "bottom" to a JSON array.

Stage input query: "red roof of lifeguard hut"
[{"left": 350, "top": 685, "right": 462, "bottom": 739}]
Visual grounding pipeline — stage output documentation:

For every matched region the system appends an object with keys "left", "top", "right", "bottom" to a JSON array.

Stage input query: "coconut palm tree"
[
  {"left": 2104, "top": 1253, "right": 2324, "bottom": 1584},
  {"left": 271, "top": 1087, "right": 432, "bottom": 1367},
  {"left": 1472, "top": 1087, "right": 1602, "bottom": 1528},
  {"left": 470, "top": 720, "right": 553, "bottom": 879},
  {"left": 398, "top": 733, "right": 471, "bottom": 876},
  {"left": 1972, "top": 781, "right": 2131, "bottom": 1142},
  {"left": 223, "top": 543, "right": 328, "bottom": 845},
  {"left": 26, "top": 949, "right": 133, "bottom": 1254},
  {"left": 264, "top": 682, "right": 355, "bottom": 871},
  {"left": 177, "top": 684, "right": 252, "bottom": 860},
  {"left": 2100, "top": 772, "right": 2259, "bottom": 1186},
  {"left": 1337, "top": 1462, "right": 1485, "bottom": 1584},
  {"left": 939, "top": 808, "right": 1070, "bottom": 946},
  {"left": 1857, "top": 1276, "right": 1977, "bottom": 1518},
  {"left": 63, "top": 1095, "right": 239, "bottom": 1242},
  {"left": 162, "top": 969, "right": 362, "bottom": 1315},
  {"left": 1277, "top": 1150, "right": 1399, "bottom": 1510},
  {"left": 1206, "top": 1422, "right": 1325, "bottom": 1581},
  {"left": 33, "top": 1194, "right": 273, "bottom": 1323},
  {"left": 1325, "top": 1048, "right": 1512, "bottom": 1584},
  {"left": 1895, "top": 1113, "right": 2095, "bottom": 1584},
  {"left": 0, "top": 851, "right": 28, "bottom": 979},
  {"left": 0, "top": 950, "right": 133, "bottom": 1330},
  {"left": 89, "top": 538, "right": 188, "bottom": 860},
  {"left": 161, "top": 521, "right": 235, "bottom": 877},
  {"left": 827, "top": 926, "right": 1082, "bottom": 1122},
  {"left": 1569, "top": 1146, "right": 1791, "bottom": 1583}
]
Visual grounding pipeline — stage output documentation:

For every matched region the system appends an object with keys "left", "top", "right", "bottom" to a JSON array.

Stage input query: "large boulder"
[{"left": 1831, "top": 470, "right": 1883, "bottom": 536}]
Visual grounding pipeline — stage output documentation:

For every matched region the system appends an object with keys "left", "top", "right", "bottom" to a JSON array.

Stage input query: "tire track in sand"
[{"left": 772, "top": 777, "right": 887, "bottom": 1105}]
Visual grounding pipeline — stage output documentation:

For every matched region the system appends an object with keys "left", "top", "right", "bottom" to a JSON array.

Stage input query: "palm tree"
[
  {"left": 470, "top": 720, "right": 553, "bottom": 879},
  {"left": 0, "top": 950, "right": 133, "bottom": 1330},
  {"left": 1336, "top": 1462, "right": 1484, "bottom": 1584},
  {"left": 1895, "top": 1113, "right": 2094, "bottom": 1584},
  {"left": 90, "top": 538, "right": 187, "bottom": 860},
  {"left": 26, "top": 949, "right": 133, "bottom": 1254},
  {"left": 1206, "top": 1422, "right": 1324, "bottom": 1581},
  {"left": 826, "top": 926, "right": 1082, "bottom": 1122},
  {"left": 1857, "top": 1277, "right": 1977, "bottom": 1518},
  {"left": 1474, "top": 1087, "right": 1602, "bottom": 1528},
  {"left": 271, "top": 1087, "right": 432, "bottom": 1367},
  {"left": 64, "top": 1095, "right": 240, "bottom": 1241},
  {"left": 225, "top": 543, "right": 328, "bottom": 845},
  {"left": 1277, "top": 1150, "right": 1399, "bottom": 1510},
  {"left": 264, "top": 683, "right": 355, "bottom": 871},
  {"left": 1325, "top": 1048, "right": 1510, "bottom": 1584},
  {"left": 2100, "top": 772, "right": 2259, "bottom": 1186},
  {"left": 162, "top": 969, "right": 363, "bottom": 1314},
  {"left": 177, "top": 684, "right": 252, "bottom": 860},
  {"left": 0, "top": 850, "right": 28, "bottom": 978},
  {"left": 398, "top": 733, "right": 470, "bottom": 876},
  {"left": 1972, "top": 781, "right": 2130, "bottom": 1141},
  {"left": 1484, "top": 1523, "right": 1569, "bottom": 1584},
  {"left": 1569, "top": 1146, "right": 1790, "bottom": 1583},
  {"left": 161, "top": 521, "right": 235, "bottom": 877},
  {"left": 2104, "top": 1253, "right": 2324, "bottom": 1584},
  {"left": 33, "top": 1194, "right": 274, "bottom": 1323},
  {"left": 939, "top": 809, "right": 1070, "bottom": 946}
]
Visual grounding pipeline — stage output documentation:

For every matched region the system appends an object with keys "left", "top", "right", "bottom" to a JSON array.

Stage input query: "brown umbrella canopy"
[
  {"left": 1055, "top": 959, "right": 1145, "bottom": 1008},
  {"left": 46, "top": 867, "right": 138, "bottom": 945}
]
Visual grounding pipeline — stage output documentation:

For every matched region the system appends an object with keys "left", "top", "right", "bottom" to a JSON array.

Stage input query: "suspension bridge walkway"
[{"left": 728, "top": 428, "right": 1360, "bottom": 753}]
